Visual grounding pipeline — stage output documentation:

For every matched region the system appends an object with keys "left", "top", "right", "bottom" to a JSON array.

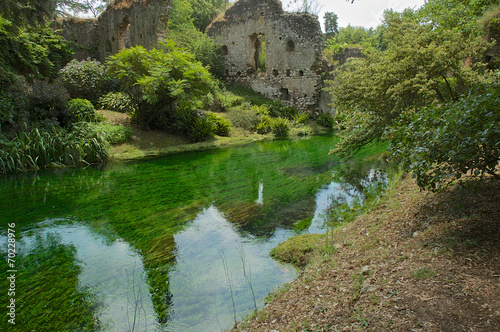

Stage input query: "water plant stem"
[{"left": 221, "top": 252, "right": 237, "bottom": 325}]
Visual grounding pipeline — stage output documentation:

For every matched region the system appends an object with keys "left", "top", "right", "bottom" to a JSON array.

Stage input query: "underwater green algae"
[{"left": 0, "top": 134, "right": 390, "bottom": 331}]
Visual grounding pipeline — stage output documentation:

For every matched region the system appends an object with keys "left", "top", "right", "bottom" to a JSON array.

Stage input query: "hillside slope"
[{"left": 237, "top": 174, "right": 500, "bottom": 331}]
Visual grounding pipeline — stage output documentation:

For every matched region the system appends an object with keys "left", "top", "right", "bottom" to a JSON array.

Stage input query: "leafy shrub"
[
  {"left": 67, "top": 98, "right": 100, "bottom": 123},
  {"left": 290, "top": 124, "right": 313, "bottom": 137},
  {"left": 293, "top": 113, "right": 309, "bottom": 124},
  {"left": 206, "top": 112, "right": 231, "bottom": 136},
  {"left": 106, "top": 43, "right": 217, "bottom": 140},
  {"left": 210, "top": 90, "right": 245, "bottom": 112},
  {"left": 0, "top": 123, "right": 109, "bottom": 174},
  {"left": 98, "top": 92, "right": 135, "bottom": 113},
  {"left": 0, "top": 92, "right": 15, "bottom": 129},
  {"left": 256, "top": 115, "right": 273, "bottom": 134},
  {"left": 390, "top": 77, "right": 500, "bottom": 191},
  {"left": 317, "top": 113, "right": 335, "bottom": 129},
  {"left": 28, "top": 79, "right": 70, "bottom": 126},
  {"left": 176, "top": 110, "right": 216, "bottom": 142},
  {"left": 272, "top": 117, "right": 290, "bottom": 137},
  {"left": 92, "top": 122, "right": 132, "bottom": 144},
  {"left": 59, "top": 59, "right": 112, "bottom": 105},
  {"left": 266, "top": 99, "right": 299, "bottom": 119},
  {"left": 225, "top": 103, "right": 261, "bottom": 131}
]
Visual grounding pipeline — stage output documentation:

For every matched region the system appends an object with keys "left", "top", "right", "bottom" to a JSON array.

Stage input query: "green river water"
[{"left": 0, "top": 134, "right": 388, "bottom": 331}]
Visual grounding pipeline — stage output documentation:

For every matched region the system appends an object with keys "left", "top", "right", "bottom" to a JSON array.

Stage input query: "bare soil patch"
[{"left": 237, "top": 175, "right": 500, "bottom": 331}]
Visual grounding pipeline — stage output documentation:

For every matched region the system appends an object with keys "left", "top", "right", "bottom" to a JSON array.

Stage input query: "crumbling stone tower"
[
  {"left": 54, "top": 0, "right": 172, "bottom": 62},
  {"left": 207, "top": 0, "right": 329, "bottom": 112}
]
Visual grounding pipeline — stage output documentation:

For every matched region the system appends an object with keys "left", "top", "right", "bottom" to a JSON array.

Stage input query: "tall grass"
[{"left": 0, "top": 123, "right": 109, "bottom": 174}]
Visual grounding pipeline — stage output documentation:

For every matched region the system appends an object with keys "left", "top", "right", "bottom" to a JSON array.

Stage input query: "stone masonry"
[
  {"left": 54, "top": 0, "right": 171, "bottom": 62},
  {"left": 207, "top": 0, "right": 330, "bottom": 112}
]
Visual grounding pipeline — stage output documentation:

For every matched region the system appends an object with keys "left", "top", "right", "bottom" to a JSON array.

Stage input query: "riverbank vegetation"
[
  {"left": 1, "top": 0, "right": 499, "bottom": 330},
  {"left": 326, "top": 0, "right": 500, "bottom": 191},
  {"left": 237, "top": 0, "right": 500, "bottom": 329},
  {"left": 0, "top": 0, "right": 328, "bottom": 174}
]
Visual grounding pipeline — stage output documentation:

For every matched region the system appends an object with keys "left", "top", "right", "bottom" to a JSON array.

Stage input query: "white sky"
[{"left": 313, "top": 0, "right": 426, "bottom": 29}]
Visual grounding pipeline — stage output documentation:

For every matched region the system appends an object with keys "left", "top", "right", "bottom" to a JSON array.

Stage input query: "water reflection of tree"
[{"left": 0, "top": 233, "right": 102, "bottom": 331}]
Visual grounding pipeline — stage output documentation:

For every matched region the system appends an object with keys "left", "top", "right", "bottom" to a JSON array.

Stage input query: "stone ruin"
[
  {"left": 206, "top": 0, "right": 331, "bottom": 112},
  {"left": 55, "top": 0, "right": 332, "bottom": 112},
  {"left": 54, "top": 0, "right": 172, "bottom": 62}
]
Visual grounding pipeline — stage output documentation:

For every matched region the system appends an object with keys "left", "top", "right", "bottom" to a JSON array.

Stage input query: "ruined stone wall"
[
  {"left": 98, "top": 0, "right": 171, "bottom": 61},
  {"left": 207, "top": 0, "right": 328, "bottom": 112},
  {"left": 52, "top": 18, "right": 99, "bottom": 61},
  {"left": 55, "top": 0, "right": 171, "bottom": 62}
]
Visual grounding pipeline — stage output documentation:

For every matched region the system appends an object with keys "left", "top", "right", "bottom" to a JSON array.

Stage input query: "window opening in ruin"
[
  {"left": 273, "top": 69, "right": 279, "bottom": 76},
  {"left": 221, "top": 45, "right": 229, "bottom": 56},
  {"left": 286, "top": 40, "right": 295, "bottom": 52},
  {"left": 105, "top": 40, "right": 112, "bottom": 55},
  {"left": 286, "top": 69, "right": 291, "bottom": 76},
  {"left": 250, "top": 33, "right": 266, "bottom": 73},
  {"left": 299, "top": 70, "right": 304, "bottom": 76},
  {"left": 118, "top": 16, "right": 131, "bottom": 51},
  {"left": 280, "top": 88, "right": 290, "bottom": 101}
]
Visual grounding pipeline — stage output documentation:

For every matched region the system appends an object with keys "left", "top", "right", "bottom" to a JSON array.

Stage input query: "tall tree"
[{"left": 324, "top": 11, "right": 339, "bottom": 34}]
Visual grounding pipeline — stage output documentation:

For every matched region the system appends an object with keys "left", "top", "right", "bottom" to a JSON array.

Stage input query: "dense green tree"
[
  {"left": 166, "top": 0, "right": 224, "bottom": 76},
  {"left": 1, "top": 0, "right": 56, "bottom": 26},
  {"left": 329, "top": 1, "right": 499, "bottom": 189},
  {"left": 328, "top": 8, "right": 487, "bottom": 156},
  {"left": 324, "top": 11, "right": 339, "bottom": 34},
  {"left": 187, "top": 0, "right": 229, "bottom": 32},
  {"left": 390, "top": 74, "right": 500, "bottom": 191}
]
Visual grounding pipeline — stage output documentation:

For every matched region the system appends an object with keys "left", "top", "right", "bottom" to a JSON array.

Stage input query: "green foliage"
[
  {"left": 328, "top": 7, "right": 487, "bottom": 157},
  {"left": 293, "top": 112, "right": 309, "bottom": 124},
  {"left": 28, "top": 79, "right": 70, "bottom": 126},
  {"left": 0, "top": 18, "right": 72, "bottom": 89},
  {"left": 206, "top": 112, "right": 231, "bottom": 136},
  {"left": 265, "top": 99, "right": 299, "bottom": 119},
  {"left": 225, "top": 85, "right": 271, "bottom": 106},
  {"left": 225, "top": 103, "right": 262, "bottom": 131},
  {"left": 166, "top": 0, "right": 225, "bottom": 76},
  {"left": 93, "top": 122, "right": 132, "bottom": 144},
  {"left": 67, "top": 98, "right": 100, "bottom": 123},
  {"left": 317, "top": 113, "right": 335, "bottom": 129},
  {"left": 0, "top": 123, "right": 109, "bottom": 174},
  {"left": 417, "top": 0, "right": 497, "bottom": 37},
  {"left": 270, "top": 233, "right": 324, "bottom": 268},
  {"left": 324, "top": 11, "right": 339, "bottom": 35},
  {"left": 174, "top": 109, "right": 217, "bottom": 142},
  {"left": 106, "top": 43, "right": 217, "bottom": 141},
  {"left": 187, "top": 0, "right": 229, "bottom": 32},
  {"left": 256, "top": 114, "right": 273, "bottom": 134},
  {"left": 390, "top": 76, "right": 500, "bottom": 191},
  {"left": 98, "top": 92, "right": 135, "bottom": 113},
  {"left": 209, "top": 90, "right": 244, "bottom": 112},
  {"left": 2, "top": 0, "right": 57, "bottom": 26},
  {"left": 0, "top": 92, "right": 15, "bottom": 129},
  {"left": 59, "top": 59, "right": 112, "bottom": 104},
  {"left": 324, "top": 24, "right": 386, "bottom": 61},
  {"left": 410, "top": 268, "right": 437, "bottom": 279},
  {"left": 271, "top": 117, "right": 290, "bottom": 137}
]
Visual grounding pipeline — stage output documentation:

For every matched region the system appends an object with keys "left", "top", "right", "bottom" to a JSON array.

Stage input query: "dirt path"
[{"left": 236, "top": 175, "right": 500, "bottom": 331}]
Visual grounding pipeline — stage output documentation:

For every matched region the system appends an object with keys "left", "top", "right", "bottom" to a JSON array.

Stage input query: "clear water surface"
[{"left": 0, "top": 134, "right": 388, "bottom": 331}]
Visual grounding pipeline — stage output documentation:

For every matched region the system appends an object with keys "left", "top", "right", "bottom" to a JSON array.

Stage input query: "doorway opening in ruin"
[
  {"left": 250, "top": 33, "right": 266, "bottom": 73},
  {"left": 118, "top": 16, "right": 131, "bottom": 50}
]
